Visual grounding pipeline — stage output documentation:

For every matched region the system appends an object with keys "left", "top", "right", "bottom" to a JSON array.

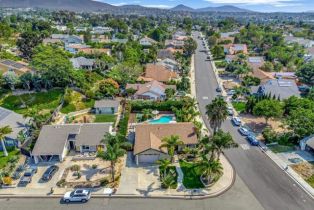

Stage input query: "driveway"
[{"left": 116, "top": 152, "right": 161, "bottom": 195}]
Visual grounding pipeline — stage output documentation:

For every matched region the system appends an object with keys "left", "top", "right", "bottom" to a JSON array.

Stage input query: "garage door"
[{"left": 138, "top": 154, "right": 160, "bottom": 163}]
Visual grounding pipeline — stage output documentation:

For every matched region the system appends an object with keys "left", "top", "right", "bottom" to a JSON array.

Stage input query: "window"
[{"left": 82, "top": 145, "right": 90, "bottom": 150}]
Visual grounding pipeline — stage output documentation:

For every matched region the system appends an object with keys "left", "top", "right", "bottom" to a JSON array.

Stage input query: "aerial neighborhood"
[{"left": 0, "top": 1, "right": 313, "bottom": 209}]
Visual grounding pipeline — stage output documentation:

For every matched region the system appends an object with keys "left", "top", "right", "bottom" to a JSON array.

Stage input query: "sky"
[{"left": 96, "top": 0, "right": 314, "bottom": 12}]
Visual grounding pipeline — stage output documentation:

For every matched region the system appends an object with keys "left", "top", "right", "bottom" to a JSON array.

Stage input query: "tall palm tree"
[
  {"left": 160, "top": 135, "right": 184, "bottom": 163},
  {"left": 101, "top": 143, "right": 125, "bottom": 181},
  {"left": 211, "top": 129, "right": 238, "bottom": 160},
  {"left": 156, "top": 158, "right": 171, "bottom": 178},
  {"left": 0, "top": 126, "right": 13, "bottom": 157},
  {"left": 205, "top": 96, "right": 228, "bottom": 133},
  {"left": 197, "top": 158, "right": 223, "bottom": 185},
  {"left": 101, "top": 133, "right": 132, "bottom": 151}
]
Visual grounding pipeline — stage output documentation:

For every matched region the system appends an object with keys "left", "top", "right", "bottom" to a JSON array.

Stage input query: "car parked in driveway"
[
  {"left": 238, "top": 126, "right": 250, "bottom": 136},
  {"left": 247, "top": 134, "right": 259, "bottom": 146},
  {"left": 227, "top": 106, "right": 234, "bottom": 116},
  {"left": 63, "top": 189, "right": 91, "bottom": 203},
  {"left": 42, "top": 165, "right": 59, "bottom": 181},
  {"left": 231, "top": 117, "right": 241, "bottom": 126}
]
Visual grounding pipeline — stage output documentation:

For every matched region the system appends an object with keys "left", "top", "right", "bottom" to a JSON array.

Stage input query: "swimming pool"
[{"left": 149, "top": 115, "right": 174, "bottom": 124}]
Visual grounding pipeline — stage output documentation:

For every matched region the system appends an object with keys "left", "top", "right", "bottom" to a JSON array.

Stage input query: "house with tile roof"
[
  {"left": 133, "top": 123, "right": 198, "bottom": 165},
  {"left": 137, "top": 64, "right": 178, "bottom": 82},
  {"left": 126, "top": 80, "right": 176, "bottom": 100},
  {"left": 223, "top": 44, "right": 248, "bottom": 55}
]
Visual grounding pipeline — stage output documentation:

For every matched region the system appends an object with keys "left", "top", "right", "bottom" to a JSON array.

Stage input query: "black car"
[
  {"left": 216, "top": 87, "right": 222, "bottom": 92},
  {"left": 42, "top": 165, "right": 59, "bottom": 181}
]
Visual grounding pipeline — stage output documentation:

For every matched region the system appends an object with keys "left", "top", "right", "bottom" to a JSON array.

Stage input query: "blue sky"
[{"left": 97, "top": 0, "right": 314, "bottom": 12}]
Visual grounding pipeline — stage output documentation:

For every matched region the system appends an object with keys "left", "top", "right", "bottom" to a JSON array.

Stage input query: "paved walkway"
[{"left": 173, "top": 155, "right": 185, "bottom": 191}]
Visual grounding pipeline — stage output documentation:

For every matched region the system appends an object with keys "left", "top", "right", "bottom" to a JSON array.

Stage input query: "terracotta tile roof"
[
  {"left": 138, "top": 64, "right": 178, "bottom": 82},
  {"left": 126, "top": 80, "right": 176, "bottom": 97},
  {"left": 251, "top": 69, "right": 274, "bottom": 84},
  {"left": 134, "top": 122, "right": 198, "bottom": 155}
]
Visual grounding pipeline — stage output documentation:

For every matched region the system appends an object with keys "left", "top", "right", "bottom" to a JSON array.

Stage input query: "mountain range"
[{"left": 0, "top": 0, "right": 253, "bottom": 13}]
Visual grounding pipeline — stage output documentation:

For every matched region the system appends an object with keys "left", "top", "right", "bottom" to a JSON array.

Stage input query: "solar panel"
[{"left": 278, "top": 80, "right": 292, "bottom": 87}]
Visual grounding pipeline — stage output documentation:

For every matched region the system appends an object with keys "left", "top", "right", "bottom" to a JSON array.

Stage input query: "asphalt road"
[
  {"left": 192, "top": 31, "right": 314, "bottom": 210},
  {"left": 0, "top": 175, "right": 264, "bottom": 210}
]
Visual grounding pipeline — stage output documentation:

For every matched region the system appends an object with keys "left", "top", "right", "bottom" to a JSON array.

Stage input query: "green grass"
[
  {"left": 0, "top": 89, "right": 63, "bottom": 114},
  {"left": 94, "top": 114, "right": 116, "bottom": 123},
  {"left": 306, "top": 175, "right": 314, "bottom": 188},
  {"left": 179, "top": 160, "right": 204, "bottom": 189},
  {"left": 0, "top": 149, "right": 20, "bottom": 170},
  {"left": 61, "top": 99, "right": 95, "bottom": 114},
  {"left": 268, "top": 144, "right": 295, "bottom": 153},
  {"left": 232, "top": 102, "right": 246, "bottom": 113}
]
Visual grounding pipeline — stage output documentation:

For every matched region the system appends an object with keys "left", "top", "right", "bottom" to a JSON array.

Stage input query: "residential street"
[{"left": 192, "top": 32, "right": 314, "bottom": 210}]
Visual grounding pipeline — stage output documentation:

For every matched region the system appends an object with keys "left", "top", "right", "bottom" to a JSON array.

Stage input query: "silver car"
[
  {"left": 63, "top": 189, "right": 91, "bottom": 203},
  {"left": 238, "top": 126, "right": 250, "bottom": 136}
]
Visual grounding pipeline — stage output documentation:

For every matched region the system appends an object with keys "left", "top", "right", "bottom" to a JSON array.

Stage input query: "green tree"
[
  {"left": 160, "top": 135, "right": 184, "bottom": 163},
  {"left": 205, "top": 96, "right": 228, "bottom": 133},
  {"left": 0, "top": 126, "right": 13, "bottom": 157},
  {"left": 211, "top": 130, "right": 238, "bottom": 160},
  {"left": 183, "top": 37, "right": 197, "bottom": 57},
  {"left": 156, "top": 158, "right": 171, "bottom": 178},
  {"left": 296, "top": 61, "right": 314, "bottom": 85},
  {"left": 17, "top": 31, "right": 43, "bottom": 60},
  {"left": 211, "top": 45, "right": 224, "bottom": 59},
  {"left": 197, "top": 159, "right": 223, "bottom": 185},
  {"left": 253, "top": 99, "right": 283, "bottom": 125},
  {"left": 285, "top": 108, "right": 314, "bottom": 139},
  {"left": 3, "top": 72, "right": 19, "bottom": 90}
]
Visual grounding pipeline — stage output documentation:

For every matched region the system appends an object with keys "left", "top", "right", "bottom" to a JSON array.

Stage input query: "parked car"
[
  {"left": 238, "top": 126, "right": 250, "bottom": 136},
  {"left": 216, "top": 87, "right": 222, "bottom": 92},
  {"left": 42, "top": 165, "right": 59, "bottom": 181},
  {"left": 63, "top": 189, "right": 91, "bottom": 203},
  {"left": 19, "top": 176, "right": 32, "bottom": 186},
  {"left": 247, "top": 134, "right": 259, "bottom": 146},
  {"left": 227, "top": 107, "right": 234, "bottom": 116},
  {"left": 231, "top": 117, "right": 242, "bottom": 126},
  {"left": 12, "top": 171, "right": 22, "bottom": 180}
]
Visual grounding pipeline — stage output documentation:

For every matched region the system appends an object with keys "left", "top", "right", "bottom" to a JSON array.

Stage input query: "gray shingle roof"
[
  {"left": 32, "top": 123, "right": 112, "bottom": 156},
  {"left": 94, "top": 99, "right": 120, "bottom": 109},
  {"left": 0, "top": 107, "right": 28, "bottom": 139}
]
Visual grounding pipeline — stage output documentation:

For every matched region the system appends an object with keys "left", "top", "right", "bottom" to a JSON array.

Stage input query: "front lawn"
[
  {"left": 306, "top": 175, "right": 314, "bottom": 188},
  {"left": 0, "top": 149, "right": 20, "bottom": 170},
  {"left": 179, "top": 160, "right": 204, "bottom": 189},
  {"left": 268, "top": 144, "right": 294, "bottom": 153},
  {"left": 0, "top": 89, "right": 63, "bottom": 114},
  {"left": 94, "top": 114, "right": 116, "bottom": 123},
  {"left": 232, "top": 101, "right": 246, "bottom": 113}
]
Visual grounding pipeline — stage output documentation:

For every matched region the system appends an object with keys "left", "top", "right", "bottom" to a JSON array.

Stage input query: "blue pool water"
[{"left": 149, "top": 115, "right": 173, "bottom": 124}]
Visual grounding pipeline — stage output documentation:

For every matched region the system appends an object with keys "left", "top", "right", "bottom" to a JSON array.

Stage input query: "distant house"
[
  {"left": 223, "top": 44, "right": 248, "bottom": 55},
  {"left": 0, "top": 107, "right": 29, "bottom": 150},
  {"left": 91, "top": 35, "right": 110, "bottom": 43},
  {"left": 126, "top": 80, "right": 176, "bottom": 100},
  {"left": 137, "top": 64, "right": 178, "bottom": 82},
  {"left": 165, "top": 39, "right": 185, "bottom": 49},
  {"left": 134, "top": 123, "right": 198, "bottom": 165},
  {"left": 32, "top": 123, "right": 112, "bottom": 163},
  {"left": 91, "top": 26, "right": 113, "bottom": 34},
  {"left": 94, "top": 99, "right": 120, "bottom": 114},
  {"left": 50, "top": 34, "right": 83, "bottom": 45},
  {"left": 272, "top": 72, "right": 297, "bottom": 80},
  {"left": 0, "top": 59, "right": 34, "bottom": 76},
  {"left": 65, "top": 44, "right": 90, "bottom": 54},
  {"left": 172, "top": 31, "right": 187, "bottom": 41},
  {"left": 111, "top": 38, "right": 128, "bottom": 44},
  {"left": 251, "top": 79, "right": 300, "bottom": 100},
  {"left": 139, "top": 37, "right": 157, "bottom": 47},
  {"left": 247, "top": 57, "right": 265, "bottom": 70},
  {"left": 304, "top": 47, "right": 314, "bottom": 62},
  {"left": 220, "top": 31, "right": 239, "bottom": 43},
  {"left": 157, "top": 58, "right": 179, "bottom": 72},
  {"left": 284, "top": 36, "right": 314, "bottom": 48},
  {"left": 157, "top": 49, "right": 175, "bottom": 60},
  {"left": 251, "top": 69, "right": 274, "bottom": 84},
  {"left": 70, "top": 57, "right": 95, "bottom": 70},
  {"left": 225, "top": 55, "right": 237, "bottom": 63}
]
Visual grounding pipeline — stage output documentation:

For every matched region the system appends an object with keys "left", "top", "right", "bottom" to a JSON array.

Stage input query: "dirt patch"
[{"left": 291, "top": 162, "right": 314, "bottom": 179}]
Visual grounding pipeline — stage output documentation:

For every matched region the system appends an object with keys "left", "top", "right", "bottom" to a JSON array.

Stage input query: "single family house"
[{"left": 94, "top": 99, "right": 120, "bottom": 114}]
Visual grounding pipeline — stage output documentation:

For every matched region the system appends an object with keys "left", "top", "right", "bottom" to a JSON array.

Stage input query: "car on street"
[
  {"left": 247, "top": 134, "right": 259, "bottom": 146},
  {"left": 63, "top": 189, "right": 91, "bottom": 203},
  {"left": 227, "top": 106, "right": 234, "bottom": 116},
  {"left": 216, "top": 87, "right": 222, "bottom": 92},
  {"left": 231, "top": 117, "right": 241, "bottom": 126},
  {"left": 238, "top": 126, "right": 250, "bottom": 136},
  {"left": 41, "top": 165, "right": 59, "bottom": 181}
]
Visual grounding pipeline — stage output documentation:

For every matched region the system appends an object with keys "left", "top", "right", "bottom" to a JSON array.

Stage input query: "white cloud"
[
  {"left": 111, "top": 2, "right": 127, "bottom": 6},
  {"left": 204, "top": 0, "right": 299, "bottom": 6}
]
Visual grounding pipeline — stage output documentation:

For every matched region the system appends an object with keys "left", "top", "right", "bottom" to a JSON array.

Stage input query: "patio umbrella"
[{"left": 152, "top": 110, "right": 159, "bottom": 115}]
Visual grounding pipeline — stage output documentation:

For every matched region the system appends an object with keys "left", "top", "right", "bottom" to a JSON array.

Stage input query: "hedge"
[{"left": 130, "top": 100, "right": 184, "bottom": 112}]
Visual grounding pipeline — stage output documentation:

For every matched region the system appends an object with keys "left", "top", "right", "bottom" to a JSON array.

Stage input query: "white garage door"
[{"left": 138, "top": 154, "right": 160, "bottom": 163}]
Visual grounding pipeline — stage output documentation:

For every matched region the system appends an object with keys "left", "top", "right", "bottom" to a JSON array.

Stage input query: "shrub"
[
  {"left": 92, "top": 164, "right": 98, "bottom": 169},
  {"left": 3, "top": 177, "right": 13, "bottom": 185},
  {"left": 130, "top": 100, "right": 184, "bottom": 112},
  {"left": 70, "top": 164, "right": 81, "bottom": 172},
  {"left": 100, "top": 178, "right": 109, "bottom": 186},
  {"left": 56, "top": 179, "right": 66, "bottom": 187}
]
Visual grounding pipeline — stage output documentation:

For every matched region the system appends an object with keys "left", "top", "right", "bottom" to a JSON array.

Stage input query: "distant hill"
[
  {"left": 197, "top": 5, "right": 252, "bottom": 13},
  {"left": 0, "top": 0, "right": 115, "bottom": 11},
  {"left": 0, "top": 0, "right": 253, "bottom": 13},
  {"left": 170, "top": 4, "right": 194, "bottom": 12}
]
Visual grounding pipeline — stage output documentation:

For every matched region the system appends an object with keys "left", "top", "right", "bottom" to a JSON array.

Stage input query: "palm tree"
[
  {"left": 198, "top": 158, "right": 223, "bottom": 185},
  {"left": 156, "top": 158, "right": 171, "bottom": 178},
  {"left": 101, "top": 133, "right": 132, "bottom": 151},
  {"left": 205, "top": 96, "right": 228, "bottom": 133},
  {"left": 101, "top": 143, "right": 125, "bottom": 181},
  {"left": 211, "top": 129, "right": 238, "bottom": 160},
  {"left": 160, "top": 173, "right": 176, "bottom": 189},
  {"left": 160, "top": 135, "right": 184, "bottom": 163},
  {"left": 0, "top": 126, "right": 13, "bottom": 157},
  {"left": 141, "top": 109, "right": 153, "bottom": 121}
]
